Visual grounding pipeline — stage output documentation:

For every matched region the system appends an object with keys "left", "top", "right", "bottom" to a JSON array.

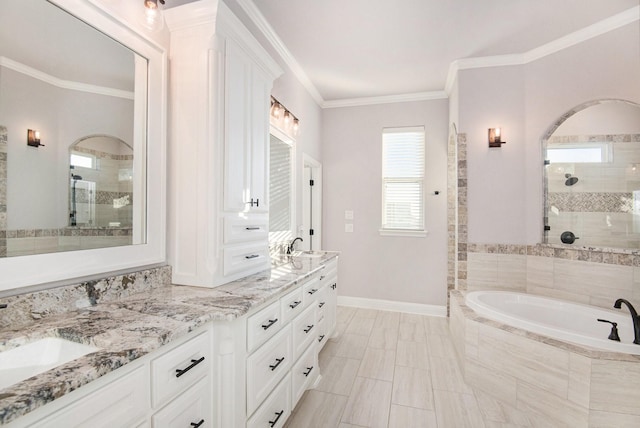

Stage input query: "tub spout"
[{"left": 613, "top": 298, "right": 640, "bottom": 345}]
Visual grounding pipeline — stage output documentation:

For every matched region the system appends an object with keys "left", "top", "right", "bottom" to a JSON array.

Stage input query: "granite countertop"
[{"left": 0, "top": 252, "right": 338, "bottom": 425}]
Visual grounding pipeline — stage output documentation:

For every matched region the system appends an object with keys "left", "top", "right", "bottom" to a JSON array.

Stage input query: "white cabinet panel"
[
  {"left": 291, "top": 341, "right": 318, "bottom": 405},
  {"left": 246, "top": 374, "right": 291, "bottom": 428},
  {"left": 247, "top": 299, "right": 282, "bottom": 352},
  {"left": 223, "top": 214, "right": 269, "bottom": 244},
  {"left": 223, "top": 242, "right": 270, "bottom": 277},
  {"left": 292, "top": 303, "right": 317, "bottom": 360},
  {"left": 246, "top": 325, "right": 292, "bottom": 416},
  {"left": 152, "top": 377, "right": 211, "bottom": 428},
  {"left": 29, "top": 365, "right": 148, "bottom": 428},
  {"left": 280, "top": 286, "right": 304, "bottom": 324}
]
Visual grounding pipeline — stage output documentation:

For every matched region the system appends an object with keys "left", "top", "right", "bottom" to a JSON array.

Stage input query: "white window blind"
[{"left": 382, "top": 127, "right": 425, "bottom": 232}]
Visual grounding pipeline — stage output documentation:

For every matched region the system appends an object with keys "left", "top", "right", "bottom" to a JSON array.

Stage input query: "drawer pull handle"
[
  {"left": 190, "top": 420, "right": 205, "bottom": 428},
  {"left": 175, "top": 357, "right": 205, "bottom": 378},
  {"left": 331, "top": 283, "right": 337, "bottom": 290},
  {"left": 307, "top": 288, "right": 318, "bottom": 295},
  {"left": 289, "top": 300, "right": 301, "bottom": 309},
  {"left": 318, "top": 302, "right": 325, "bottom": 308},
  {"left": 245, "top": 226, "right": 260, "bottom": 230},
  {"left": 262, "top": 318, "right": 278, "bottom": 330},
  {"left": 246, "top": 198, "right": 260, "bottom": 207},
  {"left": 303, "top": 366, "right": 314, "bottom": 377},
  {"left": 320, "top": 275, "right": 325, "bottom": 280},
  {"left": 269, "top": 357, "right": 285, "bottom": 371},
  {"left": 304, "top": 324, "right": 314, "bottom": 334},
  {"left": 245, "top": 254, "right": 260, "bottom": 259},
  {"left": 318, "top": 334, "right": 325, "bottom": 343},
  {"left": 269, "top": 410, "right": 284, "bottom": 427}
]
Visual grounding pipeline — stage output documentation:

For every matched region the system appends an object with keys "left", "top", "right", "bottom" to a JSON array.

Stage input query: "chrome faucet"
[
  {"left": 614, "top": 298, "right": 640, "bottom": 345},
  {"left": 287, "top": 237, "right": 303, "bottom": 254}
]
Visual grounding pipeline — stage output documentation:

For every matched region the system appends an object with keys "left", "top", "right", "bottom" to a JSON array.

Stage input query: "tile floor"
[{"left": 284, "top": 306, "right": 539, "bottom": 428}]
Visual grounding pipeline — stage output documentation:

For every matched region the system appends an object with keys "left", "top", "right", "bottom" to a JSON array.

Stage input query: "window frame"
[{"left": 380, "top": 126, "right": 427, "bottom": 237}]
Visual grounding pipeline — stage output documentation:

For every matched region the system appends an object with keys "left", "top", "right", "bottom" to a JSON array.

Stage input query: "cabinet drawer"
[
  {"left": 316, "top": 285, "right": 329, "bottom": 321},
  {"left": 223, "top": 214, "right": 268, "bottom": 244},
  {"left": 316, "top": 316, "right": 328, "bottom": 349},
  {"left": 246, "top": 325, "right": 292, "bottom": 416},
  {"left": 247, "top": 373, "right": 291, "bottom": 428},
  {"left": 152, "top": 376, "right": 211, "bottom": 428},
  {"left": 151, "top": 331, "right": 211, "bottom": 407},
  {"left": 292, "top": 303, "right": 317, "bottom": 360},
  {"left": 247, "top": 299, "right": 282, "bottom": 352},
  {"left": 280, "top": 286, "right": 304, "bottom": 324},
  {"left": 302, "top": 277, "right": 321, "bottom": 308},
  {"left": 291, "top": 341, "right": 318, "bottom": 405},
  {"left": 223, "top": 242, "right": 269, "bottom": 276},
  {"left": 30, "top": 364, "right": 148, "bottom": 428}
]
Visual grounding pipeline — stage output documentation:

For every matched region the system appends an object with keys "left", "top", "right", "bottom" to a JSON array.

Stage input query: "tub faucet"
[
  {"left": 287, "top": 237, "right": 303, "bottom": 254},
  {"left": 613, "top": 298, "right": 640, "bottom": 345}
]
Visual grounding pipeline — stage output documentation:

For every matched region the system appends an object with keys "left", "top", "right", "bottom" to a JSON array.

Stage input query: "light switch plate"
[
  {"left": 345, "top": 210, "right": 354, "bottom": 220},
  {"left": 345, "top": 223, "right": 354, "bottom": 233}
]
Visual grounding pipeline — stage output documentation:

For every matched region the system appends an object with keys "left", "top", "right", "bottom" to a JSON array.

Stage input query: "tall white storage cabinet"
[{"left": 166, "top": 1, "right": 282, "bottom": 287}]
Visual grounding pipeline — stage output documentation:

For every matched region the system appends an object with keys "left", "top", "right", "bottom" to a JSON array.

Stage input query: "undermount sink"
[
  {"left": 0, "top": 337, "right": 99, "bottom": 390},
  {"left": 291, "top": 251, "right": 324, "bottom": 258}
]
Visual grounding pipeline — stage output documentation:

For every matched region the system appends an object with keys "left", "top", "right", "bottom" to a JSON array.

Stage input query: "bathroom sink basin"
[
  {"left": 291, "top": 251, "right": 324, "bottom": 258},
  {"left": 0, "top": 337, "right": 99, "bottom": 390}
]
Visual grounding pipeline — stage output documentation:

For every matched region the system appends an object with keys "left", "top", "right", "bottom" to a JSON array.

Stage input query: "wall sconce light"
[
  {"left": 142, "top": 0, "right": 165, "bottom": 32},
  {"left": 270, "top": 96, "right": 300, "bottom": 136},
  {"left": 27, "top": 129, "right": 44, "bottom": 147},
  {"left": 488, "top": 127, "right": 506, "bottom": 148}
]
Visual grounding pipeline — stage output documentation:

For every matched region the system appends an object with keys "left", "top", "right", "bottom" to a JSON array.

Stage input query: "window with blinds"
[{"left": 382, "top": 127, "right": 425, "bottom": 232}]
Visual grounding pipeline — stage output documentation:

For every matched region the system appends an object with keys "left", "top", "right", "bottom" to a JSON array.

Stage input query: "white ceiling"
[{"left": 237, "top": 0, "right": 639, "bottom": 103}]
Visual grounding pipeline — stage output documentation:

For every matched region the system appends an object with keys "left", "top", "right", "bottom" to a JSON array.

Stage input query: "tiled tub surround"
[
  {"left": 450, "top": 291, "right": 640, "bottom": 427},
  {"left": 0, "top": 126, "right": 7, "bottom": 258},
  {"left": 466, "top": 243, "right": 640, "bottom": 311},
  {"left": 3, "top": 227, "right": 132, "bottom": 257},
  {"left": 0, "top": 252, "right": 338, "bottom": 424}
]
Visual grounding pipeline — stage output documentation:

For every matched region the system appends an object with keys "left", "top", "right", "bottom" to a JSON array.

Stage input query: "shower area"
[{"left": 543, "top": 101, "right": 640, "bottom": 249}]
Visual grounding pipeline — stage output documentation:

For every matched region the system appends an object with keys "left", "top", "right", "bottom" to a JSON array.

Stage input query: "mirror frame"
[
  {"left": 0, "top": 0, "right": 167, "bottom": 293},
  {"left": 541, "top": 98, "right": 640, "bottom": 252}
]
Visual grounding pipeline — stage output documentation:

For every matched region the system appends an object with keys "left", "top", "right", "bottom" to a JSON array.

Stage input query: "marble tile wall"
[
  {"left": 465, "top": 243, "right": 640, "bottom": 310},
  {"left": 449, "top": 292, "right": 640, "bottom": 426},
  {"left": 0, "top": 126, "right": 7, "bottom": 258}
]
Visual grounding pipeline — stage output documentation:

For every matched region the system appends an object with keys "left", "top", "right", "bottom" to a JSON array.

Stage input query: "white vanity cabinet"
[
  {"left": 165, "top": 2, "right": 283, "bottom": 288},
  {"left": 6, "top": 326, "right": 214, "bottom": 428}
]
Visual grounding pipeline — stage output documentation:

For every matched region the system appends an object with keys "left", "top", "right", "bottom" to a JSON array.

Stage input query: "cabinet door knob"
[
  {"left": 190, "top": 420, "right": 205, "bottom": 428},
  {"left": 269, "top": 410, "right": 284, "bottom": 427},
  {"left": 175, "top": 357, "right": 205, "bottom": 378},
  {"left": 261, "top": 318, "right": 278, "bottom": 330}
]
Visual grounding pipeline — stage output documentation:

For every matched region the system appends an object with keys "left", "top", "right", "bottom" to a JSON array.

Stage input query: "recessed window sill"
[{"left": 379, "top": 229, "right": 428, "bottom": 238}]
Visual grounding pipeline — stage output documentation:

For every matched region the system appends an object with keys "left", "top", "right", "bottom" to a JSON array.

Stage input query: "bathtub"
[{"left": 465, "top": 290, "right": 640, "bottom": 355}]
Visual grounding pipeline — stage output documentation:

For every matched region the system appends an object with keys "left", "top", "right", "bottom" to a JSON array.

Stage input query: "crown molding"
[
  {"left": 235, "top": 0, "right": 323, "bottom": 106},
  {"left": 322, "top": 90, "right": 448, "bottom": 109},
  {"left": 236, "top": 2, "right": 638, "bottom": 106},
  {"left": 0, "top": 56, "right": 134, "bottom": 100},
  {"left": 444, "top": 6, "right": 639, "bottom": 95}
]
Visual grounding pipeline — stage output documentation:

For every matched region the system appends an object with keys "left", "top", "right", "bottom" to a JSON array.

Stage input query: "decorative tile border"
[
  {"left": 73, "top": 144, "right": 134, "bottom": 160},
  {"left": 456, "top": 133, "right": 468, "bottom": 290},
  {"left": 0, "top": 125, "right": 6, "bottom": 258},
  {"left": 547, "top": 134, "right": 640, "bottom": 144},
  {"left": 548, "top": 192, "right": 633, "bottom": 213},
  {"left": 468, "top": 242, "right": 640, "bottom": 266}
]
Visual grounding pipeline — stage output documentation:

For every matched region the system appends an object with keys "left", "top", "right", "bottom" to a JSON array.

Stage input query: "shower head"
[{"left": 564, "top": 173, "right": 578, "bottom": 186}]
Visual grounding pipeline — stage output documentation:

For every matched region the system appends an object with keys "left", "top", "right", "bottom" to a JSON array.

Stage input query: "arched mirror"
[{"left": 543, "top": 99, "right": 640, "bottom": 249}]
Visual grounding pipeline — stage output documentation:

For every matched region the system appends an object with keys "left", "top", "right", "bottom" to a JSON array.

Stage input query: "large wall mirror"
[
  {"left": 0, "top": 0, "right": 166, "bottom": 293},
  {"left": 543, "top": 99, "right": 640, "bottom": 249}
]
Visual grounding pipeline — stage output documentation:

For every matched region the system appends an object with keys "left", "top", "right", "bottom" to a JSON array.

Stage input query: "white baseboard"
[{"left": 337, "top": 296, "right": 447, "bottom": 317}]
